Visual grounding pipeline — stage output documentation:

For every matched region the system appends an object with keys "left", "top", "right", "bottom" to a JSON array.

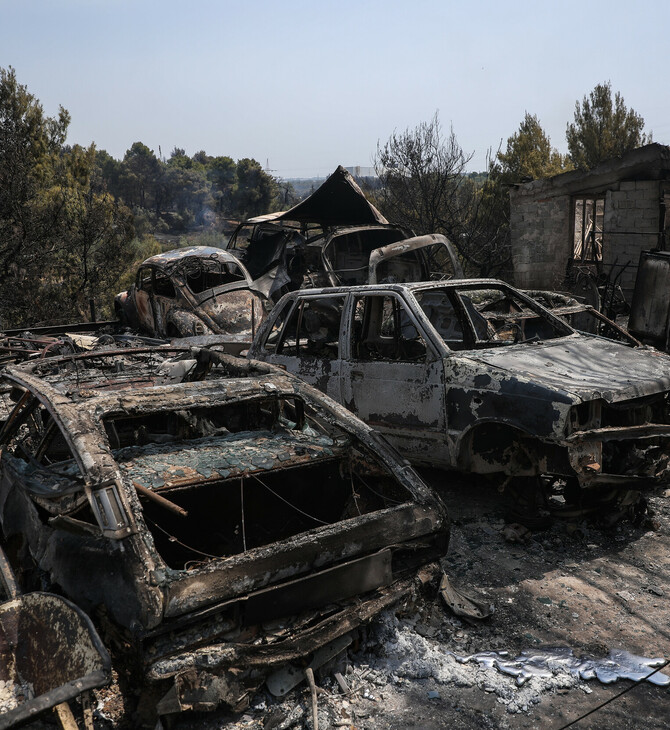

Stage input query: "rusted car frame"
[
  {"left": 115, "top": 246, "right": 266, "bottom": 339},
  {"left": 0, "top": 347, "right": 448, "bottom": 714},
  {"left": 248, "top": 280, "right": 670, "bottom": 495}
]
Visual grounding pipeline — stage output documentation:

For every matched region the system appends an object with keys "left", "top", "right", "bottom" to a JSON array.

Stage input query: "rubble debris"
[
  {"left": 266, "top": 636, "right": 352, "bottom": 697},
  {"left": 0, "top": 680, "right": 34, "bottom": 713},
  {"left": 304, "top": 667, "right": 318, "bottom": 730},
  {"left": 438, "top": 574, "right": 493, "bottom": 620}
]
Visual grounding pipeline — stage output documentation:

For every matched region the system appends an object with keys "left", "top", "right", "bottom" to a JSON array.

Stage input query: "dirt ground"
[{"left": 82, "top": 472, "right": 670, "bottom": 729}]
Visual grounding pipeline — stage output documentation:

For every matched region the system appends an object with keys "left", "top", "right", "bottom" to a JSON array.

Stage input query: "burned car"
[
  {"left": 0, "top": 347, "right": 448, "bottom": 715},
  {"left": 114, "top": 246, "right": 266, "bottom": 340},
  {"left": 248, "top": 280, "right": 670, "bottom": 507},
  {"left": 226, "top": 166, "right": 462, "bottom": 302}
]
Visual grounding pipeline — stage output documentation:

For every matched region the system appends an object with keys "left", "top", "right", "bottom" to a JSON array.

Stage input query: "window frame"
[{"left": 572, "top": 195, "right": 605, "bottom": 263}]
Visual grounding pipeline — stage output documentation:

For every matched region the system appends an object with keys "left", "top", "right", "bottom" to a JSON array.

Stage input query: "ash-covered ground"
[{"left": 86, "top": 472, "right": 670, "bottom": 730}]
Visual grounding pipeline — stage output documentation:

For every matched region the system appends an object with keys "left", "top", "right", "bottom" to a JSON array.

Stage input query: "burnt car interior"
[
  {"left": 181, "top": 257, "right": 247, "bottom": 294},
  {"left": 229, "top": 221, "right": 458, "bottom": 297},
  {"left": 3, "top": 399, "right": 86, "bottom": 498},
  {"left": 351, "top": 296, "right": 430, "bottom": 362},
  {"left": 231, "top": 224, "right": 308, "bottom": 281},
  {"left": 415, "top": 286, "right": 572, "bottom": 349},
  {"left": 321, "top": 228, "right": 408, "bottom": 284},
  {"left": 269, "top": 297, "right": 345, "bottom": 359},
  {"left": 101, "top": 395, "right": 411, "bottom": 568}
]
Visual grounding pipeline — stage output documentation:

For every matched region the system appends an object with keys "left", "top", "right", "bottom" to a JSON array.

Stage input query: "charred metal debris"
[
  {"left": 0, "top": 347, "right": 449, "bottom": 717},
  {"left": 0, "top": 545, "right": 111, "bottom": 730},
  {"left": 225, "top": 166, "right": 463, "bottom": 303}
]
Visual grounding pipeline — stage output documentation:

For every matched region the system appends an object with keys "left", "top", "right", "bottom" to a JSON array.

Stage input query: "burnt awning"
[{"left": 247, "top": 166, "right": 389, "bottom": 227}]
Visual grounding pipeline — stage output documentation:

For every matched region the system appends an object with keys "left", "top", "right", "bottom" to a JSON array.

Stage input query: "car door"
[
  {"left": 339, "top": 291, "right": 448, "bottom": 465},
  {"left": 253, "top": 293, "right": 346, "bottom": 404}
]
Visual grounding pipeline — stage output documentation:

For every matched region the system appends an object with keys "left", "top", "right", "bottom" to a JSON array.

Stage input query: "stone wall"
[
  {"left": 509, "top": 193, "right": 571, "bottom": 290},
  {"left": 603, "top": 181, "right": 660, "bottom": 299},
  {"left": 510, "top": 180, "right": 662, "bottom": 298}
]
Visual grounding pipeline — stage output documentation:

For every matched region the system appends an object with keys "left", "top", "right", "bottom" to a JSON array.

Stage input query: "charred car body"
[
  {"left": 226, "top": 166, "right": 462, "bottom": 302},
  {"left": 248, "top": 280, "right": 670, "bottom": 500},
  {"left": 114, "top": 246, "right": 266, "bottom": 340},
  {"left": 0, "top": 347, "right": 448, "bottom": 714}
]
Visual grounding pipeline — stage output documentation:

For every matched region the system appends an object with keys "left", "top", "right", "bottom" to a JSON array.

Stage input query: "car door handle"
[{"left": 351, "top": 370, "right": 364, "bottom": 380}]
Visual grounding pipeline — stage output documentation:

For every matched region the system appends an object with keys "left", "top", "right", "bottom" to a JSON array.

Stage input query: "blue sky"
[{"left": 2, "top": 0, "right": 668, "bottom": 178}]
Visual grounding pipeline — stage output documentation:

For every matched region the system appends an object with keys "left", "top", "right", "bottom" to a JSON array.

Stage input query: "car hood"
[{"left": 464, "top": 336, "right": 670, "bottom": 403}]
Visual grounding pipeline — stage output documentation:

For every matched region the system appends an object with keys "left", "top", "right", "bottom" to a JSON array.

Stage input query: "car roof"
[
  {"left": 276, "top": 278, "right": 520, "bottom": 297},
  {"left": 2, "top": 348, "right": 300, "bottom": 414},
  {"left": 141, "top": 246, "right": 244, "bottom": 270}
]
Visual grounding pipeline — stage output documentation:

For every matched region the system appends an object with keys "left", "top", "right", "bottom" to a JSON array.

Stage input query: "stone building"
[{"left": 509, "top": 143, "right": 670, "bottom": 302}]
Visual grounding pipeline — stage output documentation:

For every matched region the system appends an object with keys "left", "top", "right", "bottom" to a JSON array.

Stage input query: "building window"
[{"left": 572, "top": 197, "right": 604, "bottom": 262}]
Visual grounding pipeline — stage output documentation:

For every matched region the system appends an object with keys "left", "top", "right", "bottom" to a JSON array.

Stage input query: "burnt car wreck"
[
  {"left": 249, "top": 280, "right": 670, "bottom": 513},
  {"left": 0, "top": 347, "right": 448, "bottom": 716},
  {"left": 114, "top": 246, "right": 266, "bottom": 340},
  {"left": 225, "top": 166, "right": 462, "bottom": 302}
]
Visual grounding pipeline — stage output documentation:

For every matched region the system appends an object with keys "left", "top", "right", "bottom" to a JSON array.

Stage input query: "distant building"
[
  {"left": 509, "top": 143, "right": 670, "bottom": 301},
  {"left": 345, "top": 166, "right": 376, "bottom": 178}
]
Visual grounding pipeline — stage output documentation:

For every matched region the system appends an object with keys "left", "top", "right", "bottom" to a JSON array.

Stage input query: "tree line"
[
  {"left": 95, "top": 144, "right": 294, "bottom": 236},
  {"left": 0, "top": 64, "right": 652, "bottom": 328}
]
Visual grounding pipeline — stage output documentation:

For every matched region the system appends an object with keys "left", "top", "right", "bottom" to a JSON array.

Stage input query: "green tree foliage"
[
  {"left": 207, "top": 155, "right": 237, "bottom": 213},
  {"left": 0, "top": 66, "right": 134, "bottom": 326},
  {"left": 231, "top": 158, "right": 279, "bottom": 219},
  {"left": 120, "top": 141, "right": 161, "bottom": 208},
  {"left": 94, "top": 146, "right": 281, "bottom": 230},
  {"left": 566, "top": 82, "right": 650, "bottom": 170},
  {"left": 496, "top": 113, "right": 572, "bottom": 182}
]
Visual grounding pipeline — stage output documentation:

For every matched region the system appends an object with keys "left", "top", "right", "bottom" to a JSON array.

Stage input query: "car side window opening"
[
  {"left": 137, "top": 266, "right": 153, "bottom": 293},
  {"left": 183, "top": 259, "right": 245, "bottom": 294},
  {"left": 414, "top": 290, "right": 468, "bottom": 349},
  {"left": 351, "top": 295, "right": 428, "bottom": 362},
  {"left": 153, "top": 269, "right": 177, "bottom": 298},
  {"left": 325, "top": 229, "right": 406, "bottom": 285},
  {"left": 3, "top": 397, "right": 84, "bottom": 490},
  {"left": 424, "top": 243, "right": 457, "bottom": 279},
  {"left": 261, "top": 300, "right": 295, "bottom": 354},
  {"left": 276, "top": 297, "right": 345, "bottom": 359}
]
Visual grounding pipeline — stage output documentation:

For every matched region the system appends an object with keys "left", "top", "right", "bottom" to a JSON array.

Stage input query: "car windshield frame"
[{"left": 412, "top": 282, "right": 575, "bottom": 351}]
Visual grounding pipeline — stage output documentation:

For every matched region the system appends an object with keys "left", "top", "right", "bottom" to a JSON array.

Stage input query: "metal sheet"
[{"left": 629, "top": 249, "right": 670, "bottom": 342}]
